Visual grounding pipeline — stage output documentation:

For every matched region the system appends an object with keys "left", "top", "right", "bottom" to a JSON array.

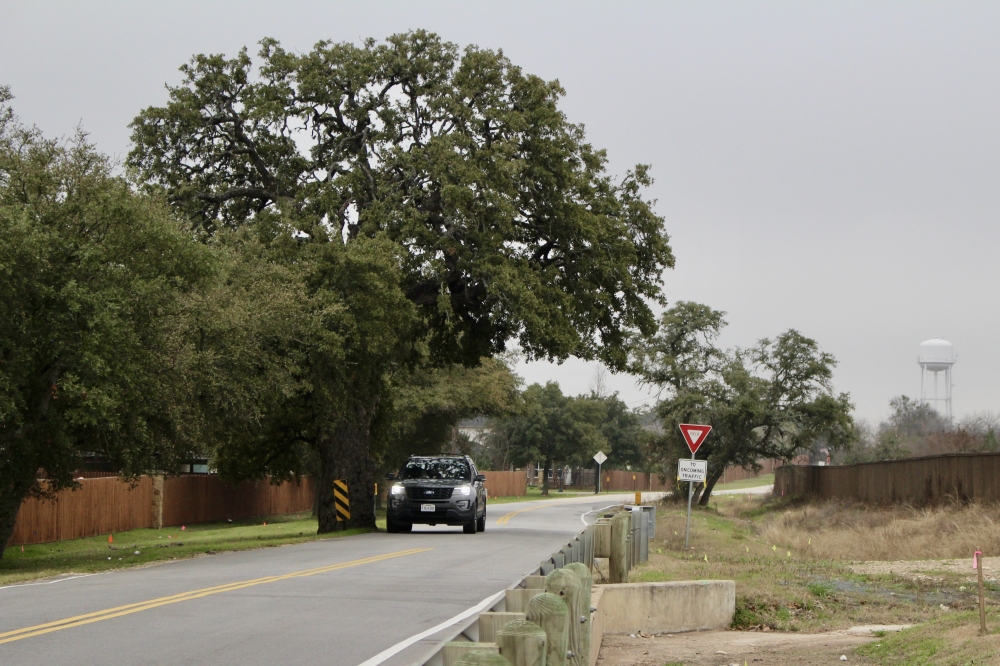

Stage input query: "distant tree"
[
  {"left": 127, "top": 31, "right": 674, "bottom": 530},
  {"left": 632, "top": 301, "right": 856, "bottom": 504},
  {"left": 595, "top": 393, "right": 644, "bottom": 469},
  {"left": 499, "top": 382, "right": 607, "bottom": 495}
]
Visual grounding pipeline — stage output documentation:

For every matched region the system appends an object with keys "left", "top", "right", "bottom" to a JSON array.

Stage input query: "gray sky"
[{"left": 3, "top": 1, "right": 998, "bottom": 422}]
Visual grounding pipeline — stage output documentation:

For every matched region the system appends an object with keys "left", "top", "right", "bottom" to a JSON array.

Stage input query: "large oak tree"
[{"left": 128, "top": 32, "right": 674, "bottom": 530}]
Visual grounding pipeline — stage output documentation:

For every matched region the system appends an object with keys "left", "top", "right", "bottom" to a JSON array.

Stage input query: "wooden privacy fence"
[
  {"left": 9, "top": 475, "right": 315, "bottom": 547},
  {"left": 482, "top": 471, "right": 526, "bottom": 498},
  {"left": 774, "top": 452, "right": 1000, "bottom": 504}
]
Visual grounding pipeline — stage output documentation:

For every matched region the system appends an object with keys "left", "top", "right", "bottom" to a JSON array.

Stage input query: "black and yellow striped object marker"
[{"left": 334, "top": 479, "right": 350, "bottom": 521}]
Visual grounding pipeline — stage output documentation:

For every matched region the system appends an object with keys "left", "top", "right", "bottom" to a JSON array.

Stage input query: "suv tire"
[{"left": 476, "top": 514, "right": 486, "bottom": 532}]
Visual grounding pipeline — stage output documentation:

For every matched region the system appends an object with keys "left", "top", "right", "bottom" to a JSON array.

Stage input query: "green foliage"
[
  {"left": 126, "top": 31, "right": 674, "bottom": 528},
  {"left": 597, "top": 392, "right": 645, "bottom": 469},
  {"left": 128, "top": 31, "right": 673, "bottom": 370},
  {"left": 492, "top": 382, "right": 607, "bottom": 493},
  {"left": 807, "top": 582, "right": 834, "bottom": 597},
  {"left": 632, "top": 301, "right": 856, "bottom": 504},
  {"left": 0, "top": 93, "right": 219, "bottom": 555}
]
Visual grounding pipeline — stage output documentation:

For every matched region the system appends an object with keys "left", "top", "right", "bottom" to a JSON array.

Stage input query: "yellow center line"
[
  {"left": 0, "top": 547, "right": 430, "bottom": 645},
  {"left": 496, "top": 504, "right": 551, "bottom": 525}
]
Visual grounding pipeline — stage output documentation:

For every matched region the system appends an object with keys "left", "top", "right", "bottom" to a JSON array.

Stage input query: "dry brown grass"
[{"left": 752, "top": 499, "right": 1000, "bottom": 561}]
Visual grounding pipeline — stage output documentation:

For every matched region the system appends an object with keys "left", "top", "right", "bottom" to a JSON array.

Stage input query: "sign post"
[
  {"left": 678, "top": 424, "right": 712, "bottom": 549},
  {"left": 593, "top": 451, "right": 607, "bottom": 494}
]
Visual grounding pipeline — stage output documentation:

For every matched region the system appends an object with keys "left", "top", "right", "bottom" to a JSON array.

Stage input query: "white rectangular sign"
[{"left": 678, "top": 459, "right": 708, "bottom": 483}]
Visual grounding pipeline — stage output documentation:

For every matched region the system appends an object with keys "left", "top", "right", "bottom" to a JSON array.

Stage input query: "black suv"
[{"left": 385, "top": 455, "right": 487, "bottom": 534}]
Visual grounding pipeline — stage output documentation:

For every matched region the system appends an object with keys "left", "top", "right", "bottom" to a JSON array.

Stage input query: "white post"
[{"left": 684, "top": 450, "right": 695, "bottom": 549}]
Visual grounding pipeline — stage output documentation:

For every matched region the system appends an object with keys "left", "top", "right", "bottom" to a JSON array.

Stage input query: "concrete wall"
[{"left": 597, "top": 581, "right": 735, "bottom": 635}]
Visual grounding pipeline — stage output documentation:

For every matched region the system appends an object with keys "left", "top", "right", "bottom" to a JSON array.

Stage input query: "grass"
[
  {"left": 713, "top": 473, "right": 774, "bottom": 491},
  {"left": 0, "top": 512, "right": 375, "bottom": 587},
  {"left": 856, "top": 609, "right": 1000, "bottom": 665},
  {"left": 632, "top": 495, "right": 1000, "bottom": 663}
]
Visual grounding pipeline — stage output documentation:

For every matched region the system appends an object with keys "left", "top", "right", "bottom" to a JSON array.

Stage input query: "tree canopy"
[
  {"left": 632, "top": 301, "right": 855, "bottom": 504},
  {"left": 0, "top": 88, "right": 217, "bottom": 556},
  {"left": 127, "top": 31, "right": 674, "bottom": 529}
]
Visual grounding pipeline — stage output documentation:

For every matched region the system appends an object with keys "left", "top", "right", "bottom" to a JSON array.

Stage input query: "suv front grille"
[{"left": 406, "top": 486, "right": 454, "bottom": 501}]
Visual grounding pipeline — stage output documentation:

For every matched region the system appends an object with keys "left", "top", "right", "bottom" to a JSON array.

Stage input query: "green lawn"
[
  {"left": 0, "top": 512, "right": 373, "bottom": 586},
  {"left": 713, "top": 473, "right": 774, "bottom": 491}
]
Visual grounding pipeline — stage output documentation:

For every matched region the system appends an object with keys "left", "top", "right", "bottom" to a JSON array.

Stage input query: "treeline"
[
  {"left": 470, "top": 383, "right": 648, "bottom": 494},
  {"left": 0, "top": 31, "right": 676, "bottom": 556},
  {"left": 839, "top": 396, "right": 999, "bottom": 463}
]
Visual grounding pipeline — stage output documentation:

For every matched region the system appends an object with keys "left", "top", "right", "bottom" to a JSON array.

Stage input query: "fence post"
[{"left": 152, "top": 475, "right": 164, "bottom": 529}]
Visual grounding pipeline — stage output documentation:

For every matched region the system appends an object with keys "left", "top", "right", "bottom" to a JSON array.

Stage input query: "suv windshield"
[{"left": 400, "top": 458, "right": 471, "bottom": 481}]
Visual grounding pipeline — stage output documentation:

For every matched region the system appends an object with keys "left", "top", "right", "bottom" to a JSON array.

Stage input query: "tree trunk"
[
  {"left": 698, "top": 466, "right": 726, "bottom": 506},
  {"left": 541, "top": 458, "right": 551, "bottom": 496},
  {"left": 0, "top": 474, "right": 33, "bottom": 560},
  {"left": 334, "top": 406, "right": 377, "bottom": 530},
  {"left": 315, "top": 398, "right": 379, "bottom": 533}
]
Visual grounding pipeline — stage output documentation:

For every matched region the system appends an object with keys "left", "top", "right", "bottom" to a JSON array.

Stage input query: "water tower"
[{"left": 918, "top": 338, "right": 955, "bottom": 421}]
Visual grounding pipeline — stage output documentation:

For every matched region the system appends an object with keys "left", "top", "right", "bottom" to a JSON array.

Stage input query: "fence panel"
[
  {"left": 9, "top": 475, "right": 315, "bottom": 547},
  {"left": 482, "top": 471, "right": 526, "bottom": 498},
  {"left": 162, "top": 476, "right": 314, "bottom": 526},
  {"left": 10, "top": 477, "right": 155, "bottom": 546},
  {"left": 774, "top": 452, "right": 1000, "bottom": 504}
]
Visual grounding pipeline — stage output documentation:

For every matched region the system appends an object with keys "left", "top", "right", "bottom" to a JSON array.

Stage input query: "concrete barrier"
[{"left": 595, "top": 580, "right": 735, "bottom": 635}]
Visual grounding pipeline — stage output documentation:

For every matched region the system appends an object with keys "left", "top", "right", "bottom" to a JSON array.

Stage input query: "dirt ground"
[
  {"left": 848, "top": 555, "right": 1000, "bottom": 583},
  {"left": 596, "top": 628, "right": 894, "bottom": 666}
]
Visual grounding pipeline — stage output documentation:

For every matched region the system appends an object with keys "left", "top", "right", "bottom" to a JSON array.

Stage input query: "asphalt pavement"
[{"left": 0, "top": 493, "right": 642, "bottom": 666}]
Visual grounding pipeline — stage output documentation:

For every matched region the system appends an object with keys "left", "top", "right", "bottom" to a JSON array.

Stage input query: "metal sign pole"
[
  {"left": 597, "top": 462, "right": 602, "bottom": 494},
  {"left": 684, "top": 449, "right": 694, "bottom": 549}
]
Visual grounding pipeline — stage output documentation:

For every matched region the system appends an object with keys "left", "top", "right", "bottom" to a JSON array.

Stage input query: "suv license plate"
[{"left": 420, "top": 504, "right": 435, "bottom": 512}]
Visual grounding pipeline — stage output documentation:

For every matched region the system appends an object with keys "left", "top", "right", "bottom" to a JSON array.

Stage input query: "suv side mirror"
[
  {"left": 386, "top": 472, "right": 396, "bottom": 481},
  {"left": 474, "top": 474, "right": 486, "bottom": 483}
]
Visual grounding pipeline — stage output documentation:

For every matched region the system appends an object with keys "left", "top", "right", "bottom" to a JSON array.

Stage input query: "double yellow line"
[
  {"left": 495, "top": 504, "right": 550, "bottom": 525},
  {"left": 0, "top": 547, "right": 430, "bottom": 645}
]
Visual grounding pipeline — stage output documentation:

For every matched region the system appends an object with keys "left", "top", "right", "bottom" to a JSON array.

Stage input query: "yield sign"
[{"left": 679, "top": 423, "right": 712, "bottom": 455}]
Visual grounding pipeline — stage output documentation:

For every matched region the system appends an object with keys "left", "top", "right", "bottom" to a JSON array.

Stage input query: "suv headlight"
[
  {"left": 390, "top": 484, "right": 405, "bottom": 495},
  {"left": 454, "top": 485, "right": 472, "bottom": 496}
]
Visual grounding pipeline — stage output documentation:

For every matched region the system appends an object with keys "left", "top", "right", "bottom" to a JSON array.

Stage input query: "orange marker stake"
[{"left": 108, "top": 534, "right": 114, "bottom": 544}]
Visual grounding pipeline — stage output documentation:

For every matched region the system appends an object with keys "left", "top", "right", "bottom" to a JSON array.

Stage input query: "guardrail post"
[
  {"left": 563, "top": 563, "right": 592, "bottom": 666},
  {"left": 609, "top": 512, "right": 629, "bottom": 583},
  {"left": 478, "top": 612, "right": 526, "bottom": 644},
  {"left": 454, "top": 652, "right": 513, "bottom": 666},
  {"left": 526, "top": 592, "right": 569, "bottom": 666},
  {"left": 497, "top": 620, "right": 547, "bottom": 666},
  {"left": 545, "top": 568, "right": 584, "bottom": 666}
]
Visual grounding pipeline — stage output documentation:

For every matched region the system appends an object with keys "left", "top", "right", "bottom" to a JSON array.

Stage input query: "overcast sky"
[{"left": 3, "top": 1, "right": 998, "bottom": 422}]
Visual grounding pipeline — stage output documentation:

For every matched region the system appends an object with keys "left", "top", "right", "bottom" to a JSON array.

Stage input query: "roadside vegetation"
[
  {"left": 0, "top": 513, "right": 372, "bottom": 587},
  {"left": 632, "top": 495, "right": 1000, "bottom": 664}
]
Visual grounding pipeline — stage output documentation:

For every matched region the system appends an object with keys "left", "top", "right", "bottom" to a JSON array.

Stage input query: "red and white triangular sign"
[{"left": 679, "top": 423, "right": 712, "bottom": 454}]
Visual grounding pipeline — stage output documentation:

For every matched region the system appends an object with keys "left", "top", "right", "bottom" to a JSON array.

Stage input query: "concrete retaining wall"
[{"left": 596, "top": 581, "right": 735, "bottom": 635}]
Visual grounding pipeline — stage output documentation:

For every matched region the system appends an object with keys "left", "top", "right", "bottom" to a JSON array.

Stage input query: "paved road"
[{"left": 0, "top": 493, "right": 640, "bottom": 666}]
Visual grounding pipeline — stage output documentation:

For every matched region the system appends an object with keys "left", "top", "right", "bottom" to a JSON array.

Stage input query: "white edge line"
[
  {"left": 0, "top": 572, "right": 103, "bottom": 592},
  {"left": 580, "top": 504, "right": 622, "bottom": 526},
  {"left": 355, "top": 588, "right": 506, "bottom": 666}
]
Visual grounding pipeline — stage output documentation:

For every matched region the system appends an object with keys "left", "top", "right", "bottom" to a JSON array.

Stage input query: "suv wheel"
[{"left": 476, "top": 514, "right": 486, "bottom": 532}]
